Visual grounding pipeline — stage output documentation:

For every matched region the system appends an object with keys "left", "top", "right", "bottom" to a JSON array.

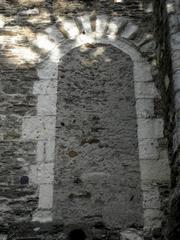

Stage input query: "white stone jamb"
[{"left": 20, "top": 16, "right": 171, "bottom": 230}]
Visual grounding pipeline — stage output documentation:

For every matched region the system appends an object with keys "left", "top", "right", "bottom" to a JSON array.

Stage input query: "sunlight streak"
[
  {"left": 11, "top": 46, "right": 39, "bottom": 63},
  {"left": 33, "top": 33, "right": 56, "bottom": 51}
]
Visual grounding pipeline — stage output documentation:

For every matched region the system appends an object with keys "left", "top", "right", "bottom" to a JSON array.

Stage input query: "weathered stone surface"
[
  {"left": 154, "top": 0, "right": 180, "bottom": 239},
  {"left": 0, "top": 141, "right": 38, "bottom": 225},
  {"left": 53, "top": 44, "right": 143, "bottom": 229},
  {"left": 120, "top": 228, "right": 143, "bottom": 240},
  {"left": 0, "top": 0, "right": 172, "bottom": 239}
]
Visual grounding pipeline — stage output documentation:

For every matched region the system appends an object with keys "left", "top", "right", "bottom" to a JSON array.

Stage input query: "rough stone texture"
[
  {"left": 0, "top": 66, "right": 39, "bottom": 230},
  {"left": 0, "top": 0, "right": 173, "bottom": 240},
  {"left": 53, "top": 44, "right": 143, "bottom": 229},
  {"left": 157, "top": 1, "right": 180, "bottom": 239}
]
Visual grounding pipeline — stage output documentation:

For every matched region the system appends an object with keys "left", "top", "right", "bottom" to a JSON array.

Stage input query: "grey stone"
[
  {"left": 120, "top": 228, "right": 143, "bottom": 240},
  {"left": 53, "top": 44, "right": 143, "bottom": 229},
  {"left": 0, "top": 2, "right": 173, "bottom": 239}
]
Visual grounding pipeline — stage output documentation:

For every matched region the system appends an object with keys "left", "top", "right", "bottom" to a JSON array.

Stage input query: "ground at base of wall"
[{"left": 2, "top": 222, "right": 146, "bottom": 240}]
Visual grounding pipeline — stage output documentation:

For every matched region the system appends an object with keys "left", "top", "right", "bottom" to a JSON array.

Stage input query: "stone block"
[
  {"left": 133, "top": 62, "right": 153, "bottom": 82},
  {"left": 0, "top": 15, "right": 5, "bottom": 29},
  {"left": 57, "top": 17, "right": 80, "bottom": 39},
  {"left": 38, "top": 183, "right": 53, "bottom": 209},
  {"left": 121, "top": 22, "right": 139, "bottom": 39},
  {"left": 144, "top": 209, "right": 162, "bottom": 228},
  {"left": 37, "top": 140, "right": 55, "bottom": 163},
  {"left": 37, "top": 59, "right": 59, "bottom": 80},
  {"left": 19, "top": 8, "right": 39, "bottom": 16},
  {"left": 37, "top": 94, "right": 57, "bottom": 115},
  {"left": 142, "top": 185, "right": 160, "bottom": 209},
  {"left": 78, "top": 15, "right": 92, "bottom": 34},
  {"left": 174, "top": 123, "right": 180, "bottom": 146},
  {"left": 37, "top": 163, "right": 54, "bottom": 184},
  {"left": 96, "top": 15, "right": 108, "bottom": 37},
  {"left": 33, "top": 209, "right": 52, "bottom": 223},
  {"left": 137, "top": 118, "right": 164, "bottom": 139},
  {"left": 136, "top": 99, "right": 154, "bottom": 118},
  {"left": 173, "top": 131, "right": 180, "bottom": 152},
  {"left": 107, "top": 17, "right": 128, "bottom": 36},
  {"left": 120, "top": 229, "right": 143, "bottom": 240},
  {"left": 140, "top": 40, "right": 156, "bottom": 55},
  {"left": 172, "top": 50, "right": 180, "bottom": 71},
  {"left": 173, "top": 70, "right": 180, "bottom": 92},
  {"left": 33, "top": 79, "right": 57, "bottom": 95},
  {"left": 170, "top": 32, "right": 180, "bottom": 51},
  {"left": 0, "top": 235, "right": 7, "bottom": 240},
  {"left": 140, "top": 158, "right": 170, "bottom": 182},
  {"left": 138, "top": 139, "right": 159, "bottom": 160},
  {"left": 29, "top": 164, "right": 38, "bottom": 184},
  {"left": 45, "top": 25, "right": 65, "bottom": 44},
  {"left": 22, "top": 116, "right": 56, "bottom": 140},
  {"left": 134, "top": 82, "right": 159, "bottom": 99},
  {"left": 166, "top": 1, "right": 176, "bottom": 14},
  {"left": 168, "top": 14, "right": 179, "bottom": 34},
  {"left": 33, "top": 32, "right": 56, "bottom": 53},
  {"left": 175, "top": 91, "right": 180, "bottom": 111}
]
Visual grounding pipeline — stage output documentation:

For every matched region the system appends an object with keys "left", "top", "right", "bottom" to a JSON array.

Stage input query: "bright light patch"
[
  {"left": 92, "top": 47, "right": 105, "bottom": 57},
  {"left": 0, "top": 36, "right": 4, "bottom": 46},
  {"left": 108, "top": 22, "right": 118, "bottom": 36},
  {"left": 167, "top": 3, "right": 175, "bottom": 13},
  {"left": 96, "top": 16, "right": 108, "bottom": 38},
  {"left": 139, "top": 2, "right": 143, "bottom": 10},
  {"left": 114, "top": 0, "right": 123, "bottom": 2},
  {"left": 57, "top": 17, "right": 79, "bottom": 39},
  {"left": 11, "top": 47, "right": 39, "bottom": 62},
  {"left": 0, "top": 15, "right": 5, "bottom": 28},
  {"left": 49, "top": 48, "right": 61, "bottom": 63},
  {"left": 144, "top": 3, "right": 153, "bottom": 13},
  {"left": 76, "top": 34, "right": 94, "bottom": 47},
  {"left": 27, "top": 10, "right": 51, "bottom": 24},
  {"left": 108, "top": 33, "right": 117, "bottom": 41},
  {"left": 33, "top": 33, "right": 55, "bottom": 51}
]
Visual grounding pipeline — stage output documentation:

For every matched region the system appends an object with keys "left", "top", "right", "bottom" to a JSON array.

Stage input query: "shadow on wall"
[
  {"left": 0, "top": 0, "right": 155, "bottom": 236},
  {"left": 0, "top": 0, "right": 154, "bottom": 68},
  {"left": 53, "top": 42, "right": 143, "bottom": 229}
]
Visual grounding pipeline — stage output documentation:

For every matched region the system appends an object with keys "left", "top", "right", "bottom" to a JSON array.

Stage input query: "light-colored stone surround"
[{"left": 21, "top": 15, "right": 170, "bottom": 232}]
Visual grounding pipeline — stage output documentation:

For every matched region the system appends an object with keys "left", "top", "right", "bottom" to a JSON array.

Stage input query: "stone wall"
[
  {"left": 155, "top": 0, "right": 180, "bottom": 239},
  {"left": 0, "top": 1, "right": 172, "bottom": 240},
  {"left": 53, "top": 44, "right": 143, "bottom": 229}
]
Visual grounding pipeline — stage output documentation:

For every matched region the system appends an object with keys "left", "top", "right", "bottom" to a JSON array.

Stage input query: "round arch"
[{"left": 20, "top": 15, "right": 170, "bottom": 234}]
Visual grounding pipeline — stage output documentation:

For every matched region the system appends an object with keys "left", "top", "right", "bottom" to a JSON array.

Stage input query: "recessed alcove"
[{"left": 53, "top": 43, "right": 143, "bottom": 228}]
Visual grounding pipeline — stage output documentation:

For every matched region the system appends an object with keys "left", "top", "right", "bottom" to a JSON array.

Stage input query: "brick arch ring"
[{"left": 21, "top": 15, "right": 170, "bottom": 232}]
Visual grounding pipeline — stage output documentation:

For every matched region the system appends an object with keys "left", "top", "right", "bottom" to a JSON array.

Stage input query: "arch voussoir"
[{"left": 19, "top": 15, "right": 170, "bottom": 234}]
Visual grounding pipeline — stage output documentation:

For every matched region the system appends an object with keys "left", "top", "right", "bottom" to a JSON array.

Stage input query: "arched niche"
[
  {"left": 30, "top": 28, "right": 169, "bottom": 234},
  {"left": 53, "top": 43, "right": 143, "bottom": 228}
]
